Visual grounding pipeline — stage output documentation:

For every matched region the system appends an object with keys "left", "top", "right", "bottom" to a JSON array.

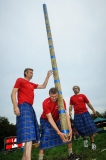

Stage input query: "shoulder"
[
  {"left": 80, "top": 94, "right": 87, "bottom": 97},
  {"left": 15, "top": 78, "right": 24, "bottom": 83},
  {"left": 63, "top": 98, "right": 66, "bottom": 102},
  {"left": 14, "top": 78, "right": 24, "bottom": 88},
  {"left": 16, "top": 77, "right": 24, "bottom": 81},
  {"left": 43, "top": 97, "right": 50, "bottom": 104},
  {"left": 63, "top": 99, "right": 66, "bottom": 104},
  {"left": 70, "top": 95, "right": 75, "bottom": 99}
]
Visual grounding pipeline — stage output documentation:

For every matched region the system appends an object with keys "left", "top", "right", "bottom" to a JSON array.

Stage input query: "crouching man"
[{"left": 38, "top": 87, "right": 81, "bottom": 160}]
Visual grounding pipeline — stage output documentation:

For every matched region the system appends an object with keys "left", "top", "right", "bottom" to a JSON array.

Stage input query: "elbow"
[
  {"left": 11, "top": 90, "right": 15, "bottom": 100},
  {"left": 42, "top": 85, "right": 46, "bottom": 89},
  {"left": 11, "top": 92, "right": 13, "bottom": 98},
  {"left": 11, "top": 92, "right": 13, "bottom": 101},
  {"left": 43, "top": 86, "right": 46, "bottom": 89}
]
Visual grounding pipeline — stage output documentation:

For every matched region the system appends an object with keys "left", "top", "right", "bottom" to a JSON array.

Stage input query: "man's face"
[
  {"left": 50, "top": 93, "right": 58, "bottom": 102},
  {"left": 26, "top": 70, "right": 33, "bottom": 80},
  {"left": 73, "top": 87, "right": 79, "bottom": 94}
]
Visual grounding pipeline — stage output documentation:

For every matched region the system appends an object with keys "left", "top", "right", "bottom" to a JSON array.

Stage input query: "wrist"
[
  {"left": 69, "top": 114, "right": 72, "bottom": 117},
  {"left": 14, "top": 105, "right": 17, "bottom": 108},
  {"left": 69, "top": 112, "right": 72, "bottom": 116},
  {"left": 46, "top": 76, "right": 49, "bottom": 79},
  {"left": 57, "top": 131, "right": 61, "bottom": 135}
]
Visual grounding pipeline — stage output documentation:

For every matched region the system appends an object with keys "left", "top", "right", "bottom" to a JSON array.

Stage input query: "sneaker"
[
  {"left": 84, "top": 139, "right": 88, "bottom": 148},
  {"left": 68, "top": 153, "right": 81, "bottom": 160},
  {"left": 91, "top": 143, "right": 96, "bottom": 150}
]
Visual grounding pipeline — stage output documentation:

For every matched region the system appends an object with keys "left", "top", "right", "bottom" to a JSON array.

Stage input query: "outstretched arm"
[{"left": 37, "top": 70, "right": 53, "bottom": 89}]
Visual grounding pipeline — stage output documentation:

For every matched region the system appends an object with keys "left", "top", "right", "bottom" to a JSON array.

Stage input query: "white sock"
[
  {"left": 68, "top": 148, "right": 72, "bottom": 156},
  {"left": 38, "top": 154, "right": 44, "bottom": 160}
]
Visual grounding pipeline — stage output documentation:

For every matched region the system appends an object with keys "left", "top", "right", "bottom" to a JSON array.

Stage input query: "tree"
[
  {"left": 91, "top": 111, "right": 106, "bottom": 119},
  {"left": 101, "top": 111, "right": 106, "bottom": 118},
  {"left": 0, "top": 116, "right": 16, "bottom": 150}
]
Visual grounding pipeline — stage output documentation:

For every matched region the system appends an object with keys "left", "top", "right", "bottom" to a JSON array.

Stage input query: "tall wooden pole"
[{"left": 43, "top": 4, "right": 69, "bottom": 138}]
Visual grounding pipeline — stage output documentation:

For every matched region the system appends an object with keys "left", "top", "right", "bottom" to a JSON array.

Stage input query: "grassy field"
[{"left": 0, "top": 132, "right": 106, "bottom": 160}]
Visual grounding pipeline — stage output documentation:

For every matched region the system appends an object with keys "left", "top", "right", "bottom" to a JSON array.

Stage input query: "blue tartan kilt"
[
  {"left": 74, "top": 111, "right": 98, "bottom": 136},
  {"left": 16, "top": 102, "right": 40, "bottom": 144},
  {"left": 39, "top": 118, "right": 71, "bottom": 150}
]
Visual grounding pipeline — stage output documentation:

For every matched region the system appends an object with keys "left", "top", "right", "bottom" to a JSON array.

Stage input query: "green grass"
[{"left": 0, "top": 133, "right": 106, "bottom": 160}]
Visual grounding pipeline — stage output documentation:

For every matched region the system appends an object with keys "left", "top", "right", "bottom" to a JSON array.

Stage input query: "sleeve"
[
  {"left": 14, "top": 78, "right": 21, "bottom": 89},
  {"left": 31, "top": 82, "right": 38, "bottom": 89},
  {"left": 70, "top": 97, "right": 73, "bottom": 105},
  {"left": 43, "top": 101, "right": 51, "bottom": 115},
  {"left": 83, "top": 94, "right": 89, "bottom": 103},
  {"left": 63, "top": 99, "right": 66, "bottom": 110}
]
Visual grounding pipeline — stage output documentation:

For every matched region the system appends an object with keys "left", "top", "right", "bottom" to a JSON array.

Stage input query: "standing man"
[
  {"left": 69, "top": 86, "right": 98, "bottom": 150},
  {"left": 39, "top": 87, "right": 81, "bottom": 160},
  {"left": 11, "top": 68, "right": 52, "bottom": 160}
]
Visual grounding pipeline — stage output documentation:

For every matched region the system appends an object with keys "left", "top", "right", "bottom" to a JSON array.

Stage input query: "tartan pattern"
[
  {"left": 74, "top": 111, "right": 98, "bottom": 136},
  {"left": 16, "top": 102, "right": 40, "bottom": 144},
  {"left": 39, "top": 118, "right": 71, "bottom": 150}
]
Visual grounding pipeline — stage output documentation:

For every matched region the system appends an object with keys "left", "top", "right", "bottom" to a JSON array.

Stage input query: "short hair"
[
  {"left": 24, "top": 68, "right": 33, "bottom": 77},
  {"left": 73, "top": 86, "right": 80, "bottom": 91},
  {"left": 49, "top": 87, "right": 58, "bottom": 94}
]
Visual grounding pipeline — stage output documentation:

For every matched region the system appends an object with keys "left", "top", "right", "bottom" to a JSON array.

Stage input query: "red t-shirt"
[
  {"left": 70, "top": 94, "right": 89, "bottom": 114},
  {"left": 14, "top": 78, "right": 38, "bottom": 105},
  {"left": 41, "top": 97, "right": 66, "bottom": 122}
]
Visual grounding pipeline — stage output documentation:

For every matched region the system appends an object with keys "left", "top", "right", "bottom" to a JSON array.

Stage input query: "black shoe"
[{"left": 68, "top": 153, "right": 81, "bottom": 160}]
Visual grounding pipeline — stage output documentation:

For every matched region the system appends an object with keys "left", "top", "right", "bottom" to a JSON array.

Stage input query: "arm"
[
  {"left": 66, "top": 112, "right": 72, "bottom": 140},
  {"left": 11, "top": 88, "right": 20, "bottom": 116},
  {"left": 37, "top": 70, "right": 53, "bottom": 89},
  {"left": 87, "top": 102, "right": 97, "bottom": 116},
  {"left": 69, "top": 105, "right": 73, "bottom": 117},
  {"left": 46, "top": 113, "right": 69, "bottom": 142}
]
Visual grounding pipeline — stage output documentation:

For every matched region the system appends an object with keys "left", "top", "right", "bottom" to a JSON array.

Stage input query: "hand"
[
  {"left": 69, "top": 112, "right": 72, "bottom": 117},
  {"left": 47, "top": 70, "right": 53, "bottom": 78},
  {"left": 92, "top": 109, "right": 97, "bottom": 116},
  {"left": 14, "top": 106, "right": 20, "bottom": 116},
  {"left": 58, "top": 132, "right": 68, "bottom": 142},
  {"left": 58, "top": 131, "right": 71, "bottom": 143}
]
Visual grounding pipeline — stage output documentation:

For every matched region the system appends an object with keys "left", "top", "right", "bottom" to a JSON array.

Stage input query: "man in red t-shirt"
[
  {"left": 38, "top": 87, "right": 81, "bottom": 160},
  {"left": 11, "top": 68, "right": 52, "bottom": 160},
  {"left": 69, "top": 86, "right": 98, "bottom": 150}
]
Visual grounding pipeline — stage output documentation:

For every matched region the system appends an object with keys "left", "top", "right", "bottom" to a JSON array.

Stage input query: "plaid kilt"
[
  {"left": 74, "top": 111, "right": 98, "bottom": 136},
  {"left": 39, "top": 118, "right": 71, "bottom": 150},
  {"left": 16, "top": 102, "right": 40, "bottom": 144}
]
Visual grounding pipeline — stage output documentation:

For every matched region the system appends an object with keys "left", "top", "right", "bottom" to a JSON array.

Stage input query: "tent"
[
  {"left": 94, "top": 117, "right": 106, "bottom": 133},
  {"left": 94, "top": 117, "right": 106, "bottom": 123}
]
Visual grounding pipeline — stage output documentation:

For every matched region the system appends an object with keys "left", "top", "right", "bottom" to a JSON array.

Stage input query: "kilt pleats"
[
  {"left": 16, "top": 102, "right": 40, "bottom": 144},
  {"left": 39, "top": 118, "right": 71, "bottom": 150},
  {"left": 74, "top": 112, "right": 98, "bottom": 136}
]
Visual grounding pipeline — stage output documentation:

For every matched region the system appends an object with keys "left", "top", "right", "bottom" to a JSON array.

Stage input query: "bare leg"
[
  {"left": 22, "top": 141, "right": 32, "bottom": 160},
  {"left": 89, "top": 134, "right": 96, "bottom": 150},
  {"left": 38, "top": 150, "right": 44, "bottom": 160},
  {"left": 89, "top": 134, "right": 94, "bottom": 142},
  {"left": 67, "top": 143, "right": 72, "bottom": 155},
  {"left": 67, "top": 142, "right": 72, "bottom": 149},
  {"left": 39, "top": 150, "right": 44, "bottom": 154}
]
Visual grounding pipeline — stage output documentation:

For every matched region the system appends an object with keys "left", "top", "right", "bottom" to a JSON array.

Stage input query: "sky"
[{"left": 0, "top": 0, "right": 106, "bottom": 125}]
